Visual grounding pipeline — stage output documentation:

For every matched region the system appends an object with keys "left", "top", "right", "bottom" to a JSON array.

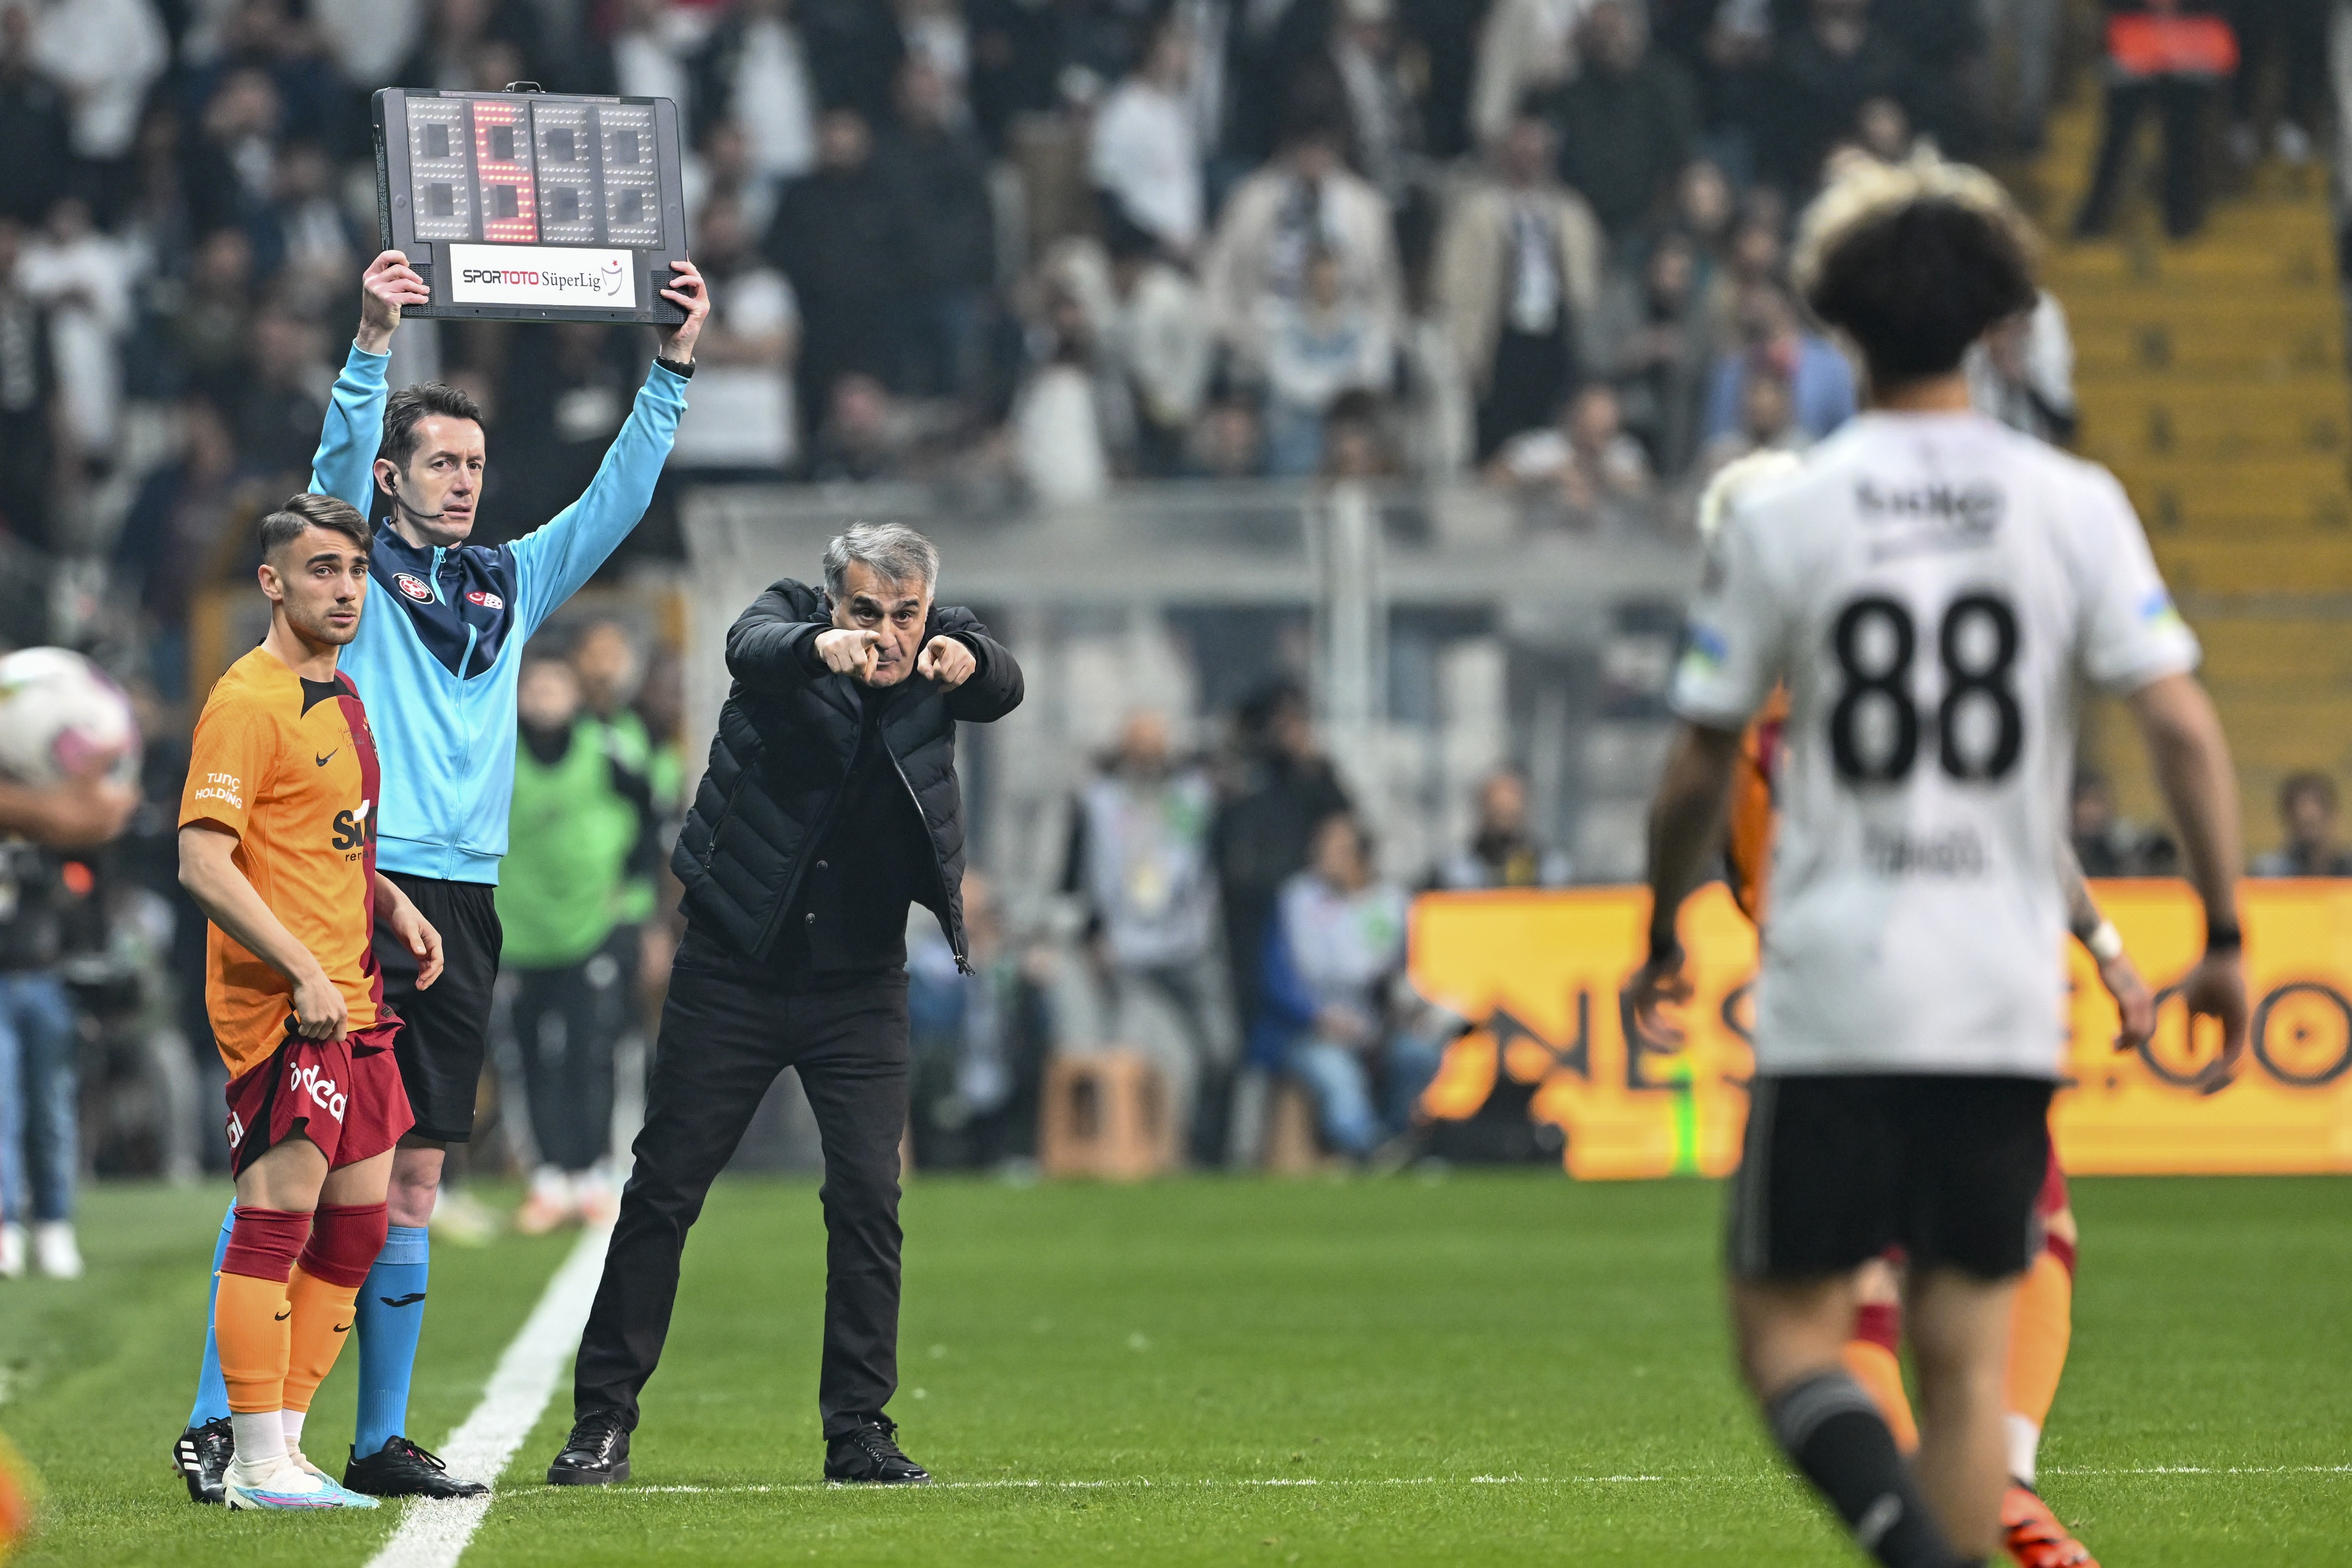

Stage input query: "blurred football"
[{"left": 0, "top": 648, "right": 140, "bottom": 788}]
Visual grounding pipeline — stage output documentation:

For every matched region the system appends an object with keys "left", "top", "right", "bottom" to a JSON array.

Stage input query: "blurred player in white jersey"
[{"left": 1632, "top": 153, "right": 2248, "bottom": 1567}]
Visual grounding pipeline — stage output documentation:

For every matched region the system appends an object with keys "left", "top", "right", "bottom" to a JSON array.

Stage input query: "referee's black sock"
[{"left": 1765, "top": 1369, "right": 1976, "bottom": 1568}]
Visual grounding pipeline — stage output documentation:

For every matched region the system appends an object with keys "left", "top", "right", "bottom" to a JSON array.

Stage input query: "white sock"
[
  {"left": 2005, "top": 1412, "right": 2042, "bottom": 1488},
  {"left": 231, "top": 1411, "right": 289, "bottom": 1470},
  {"left": 282, "top": 1409, "right": 307, "bottom": 1451}
]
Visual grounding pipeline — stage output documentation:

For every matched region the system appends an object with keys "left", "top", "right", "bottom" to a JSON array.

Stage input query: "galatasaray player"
[
  {"left": 177, "top": 495, "right": 444, "bottom": 1510},
  {"left": 173, "top": 249, "right": 707, "bottom": 1502},
  {"left": 1634, "top": 152, "right": 2246, "bottom": 1567}
]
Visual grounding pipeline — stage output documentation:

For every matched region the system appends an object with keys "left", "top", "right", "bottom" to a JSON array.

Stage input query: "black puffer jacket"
[{"left": 672, "top": 579, "right": 1024, "bottom": 970}]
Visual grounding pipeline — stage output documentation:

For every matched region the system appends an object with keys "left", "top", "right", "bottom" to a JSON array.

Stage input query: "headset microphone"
[{"left": 389, "top": 474, "right": 449, "bottom": 522}]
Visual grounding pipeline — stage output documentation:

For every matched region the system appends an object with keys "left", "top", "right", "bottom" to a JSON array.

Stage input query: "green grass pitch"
[{"left": 1, "top": 1171, "right": 2347, "bottom": 1565}]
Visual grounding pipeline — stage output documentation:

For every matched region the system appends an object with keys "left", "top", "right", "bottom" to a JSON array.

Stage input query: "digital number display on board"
[{"left": 371, "top": 87, "right": 689, "bottom": 324}]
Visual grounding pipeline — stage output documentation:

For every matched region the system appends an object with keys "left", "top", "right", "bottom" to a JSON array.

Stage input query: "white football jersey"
[{"left": 1671, "top": 410, "right": 2200, "bottom": 1077}]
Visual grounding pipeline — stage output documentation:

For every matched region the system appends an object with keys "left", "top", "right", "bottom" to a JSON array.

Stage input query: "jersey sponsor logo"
[
  {"left": 395, "top": 573, "right": 435, "bottom": 604},
  {"left": 224, "top": 1109, "right": 246, "bottom": 1150},
  {"left": 1856, "top": 478, "right": 2005, "bottom": 562},
  {"left": 331, "top": 798, "right": 374, "bottom": 854},
  {"left": 466, "top": 590, "right": 505, "bottom": 609},
  {"left": 315, "top": 749, "right": 338, "bottom": 767},
  {"left": 193, "top": 774, "right": 245, "bottom": 812},
  {"left": 288, "top": 1059, "right": 349, "bottom": 1124}
]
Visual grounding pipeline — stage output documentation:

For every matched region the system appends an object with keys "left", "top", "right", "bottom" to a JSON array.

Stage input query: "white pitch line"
[
  {"left": 623, "top": 1475, "right": 1669, "bottom": 1495},
  {"left": 614, "top": 1464, "right": 2352, "bottom": 1498},
  {"left": 362, "top": 1225, "right": 613, "bottom": 1568},
  {"left": 2043, "top": 1465, "right": 2352, "bottom": 1477}
]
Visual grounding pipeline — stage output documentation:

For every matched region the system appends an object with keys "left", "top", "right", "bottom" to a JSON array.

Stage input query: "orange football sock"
[
  {"left": 214, "top": 1270, "right": 294, "bottom": 1415},
  {"left": 281, "top": 1263, "right": 363, "bottom": 1415},
  {"left": 2005, "top": 1245, "right": 2074, "bottom": 1432},
  {"left": 1842, "top": 1302, "right": 1918, "bottom": 1453}
]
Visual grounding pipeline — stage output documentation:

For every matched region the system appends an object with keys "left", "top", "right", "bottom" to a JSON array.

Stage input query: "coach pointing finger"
[{"left": 550, "top": 522, "right": 1021, "bottom": 1490}]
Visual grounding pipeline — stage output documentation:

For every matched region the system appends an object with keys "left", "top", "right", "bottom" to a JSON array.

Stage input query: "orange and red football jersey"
[{"left": 181, "top": 647, "right": 384, "bottom": 1078}]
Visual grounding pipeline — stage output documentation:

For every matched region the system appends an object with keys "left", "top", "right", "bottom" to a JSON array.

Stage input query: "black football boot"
[
  {"left": 342, "top": 1435, "right": 491, "bottom": 1498},
  {"left": 547, "top": 1411, "right": 632, "bottom": 1486},
  {"left": 824, "top": 1417, "right": 931, "bottom": 1485},
  {"left": 171, "top": 1417, "right": 233, "bottom": 1505}
]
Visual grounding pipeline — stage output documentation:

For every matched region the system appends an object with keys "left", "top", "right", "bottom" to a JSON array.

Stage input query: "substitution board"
[{"left": 372, "top": 86, "right": 689, "bottom": 324}]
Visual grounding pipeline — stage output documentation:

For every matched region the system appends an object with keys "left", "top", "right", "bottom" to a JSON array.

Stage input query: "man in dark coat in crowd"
[
  {"left": 1213, "top": 681, "right": 1352, "bottom": 1034},
  {"left": 548, "top": 522, "right": 1022, "bottom": 1489}
]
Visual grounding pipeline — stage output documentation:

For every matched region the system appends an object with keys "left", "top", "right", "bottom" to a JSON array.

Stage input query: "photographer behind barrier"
[{"left": 549, "top": 522, "right": 1023, "bottom": 1489}]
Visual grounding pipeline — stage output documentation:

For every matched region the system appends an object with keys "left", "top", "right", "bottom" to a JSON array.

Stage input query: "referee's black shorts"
[
  {"left": 1727, "top": 1073, "right": 2054, "bottom": 1283},
  {"left": 374, "top": 871, "right": 503, "bottom": 1144}
]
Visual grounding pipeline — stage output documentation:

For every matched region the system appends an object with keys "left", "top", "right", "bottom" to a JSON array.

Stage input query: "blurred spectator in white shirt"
[
  {"left": 1090, "top": 14, "right": 1203, "bottom": 261},
  {"left": 1202, "top": 110, "right": 1400, "bottom": 374},
  {"left": 1014, "top": 284, "right": 1112, "bottom": 504},
  {"left": 1257, "top": 246, "right": 1391, "bottom": 476},
  {"left": 1433, "top": 769, "right": 1573, "bottom": 890},
  {"left": 27, "top": 0, "right": 167, "bottom": 170},
  {"left": 692, "top": 0, "right": 816, "bottom": 191},
  {"left": 1487, "top": 381, "right": 1654, "bottom": 528},
  {"left": 17, "top": 196, "right": 134, "bottom": 465},
  {"left": 670, "top": 194, "right": 799, "bottom": 475},
  {"left": 1966, "top": 290, "right": 2076, "bottom": 446},
  {"left": 1433, "top": 114, "right": 1603, "bottom": 462},
  {"left": 1095, "top": 213, "right": 1212, "bottom": 478}
]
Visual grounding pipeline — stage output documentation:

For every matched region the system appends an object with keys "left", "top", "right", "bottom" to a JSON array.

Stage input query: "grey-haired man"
[{"left": 550, "top": 524, "right": 1023, "bottom": 1487}]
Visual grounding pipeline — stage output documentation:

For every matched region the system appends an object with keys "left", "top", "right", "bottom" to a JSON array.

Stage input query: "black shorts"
[
  {"left": 1727, "top": 1073, "right": 2054, "bottom": 1283},
  {"left": 375, "top": 872, "right": 502, "bottom": 1144}
]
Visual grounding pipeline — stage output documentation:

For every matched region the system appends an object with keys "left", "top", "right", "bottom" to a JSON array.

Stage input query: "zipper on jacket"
[
  {"left": 697, "top": 766, "right": 751, "bottom": 875},
  {"left": 885, "top": 739, "right": 971, "bottom": 974}
]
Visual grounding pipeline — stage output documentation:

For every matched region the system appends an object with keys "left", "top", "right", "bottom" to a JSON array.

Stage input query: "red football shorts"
[
  {"left": 225, "top": 1017, "right": 413, "bottom": 1175},
  {"left": 2035, "top": 1142, "right": 2068, "bottom": 1220}
]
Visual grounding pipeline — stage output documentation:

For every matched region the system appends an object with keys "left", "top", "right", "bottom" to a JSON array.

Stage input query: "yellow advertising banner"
[{"left": 1409, "top": 882, "right": 2352, "bottom": 1179}]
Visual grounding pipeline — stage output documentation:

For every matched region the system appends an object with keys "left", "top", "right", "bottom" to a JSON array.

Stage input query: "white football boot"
[
  {"left": 33, "top": 1222, "right": 81, "bottom": 1279},
  {"left": 222, "top": 1456, "right": 364, "bottom": 1510}
]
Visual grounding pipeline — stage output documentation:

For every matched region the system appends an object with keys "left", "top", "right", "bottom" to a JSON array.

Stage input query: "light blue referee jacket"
[{"left": 309, "top": 343, "right": 688, "bottom": 885}]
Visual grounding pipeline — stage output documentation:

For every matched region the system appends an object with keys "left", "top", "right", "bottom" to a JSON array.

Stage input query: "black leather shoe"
[
  {"left": 172, "top": 1416, "right": 233, "bottom": 1505},
  {"left": 343, "top": 1435, "right": 491, "bottom": 1498},
  {"left": 547, "top": 1411, "right": 632, "bottom": 1486},
  {"left": 824, "top": 1417, "right": 930, "bottom": 1484}
]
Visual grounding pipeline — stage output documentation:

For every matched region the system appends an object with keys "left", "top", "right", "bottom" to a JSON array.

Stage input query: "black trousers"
[
  {"left": 1475, "top": 322, "right": 1575, "bottom": 462},
  {"left": 571, "top": 962, "right": 910, "bottom": 1440},
  {"left": 507, "top": 940, "right": 624, "bottom": 1173},
  {"left": 2075, "top": 76, "right": 2215, "bottom": 240}
]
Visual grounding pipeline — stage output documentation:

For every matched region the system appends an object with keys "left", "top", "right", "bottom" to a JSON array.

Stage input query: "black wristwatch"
[
  {"left": 655, "top": 353, "right": 695, "bottom": 379},
  {"left": 2205, "top": 919, "right": 2244, "bottom": 954}
]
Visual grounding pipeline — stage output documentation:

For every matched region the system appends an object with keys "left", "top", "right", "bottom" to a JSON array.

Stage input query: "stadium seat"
[{"left": 1037, "top": 1051, "right": 1175, "bottom": 1180}]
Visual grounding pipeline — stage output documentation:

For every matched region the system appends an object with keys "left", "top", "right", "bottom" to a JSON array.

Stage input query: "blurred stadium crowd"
[{"left": 3, "top": 0, "right": 2352, "bottom": 1253}]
